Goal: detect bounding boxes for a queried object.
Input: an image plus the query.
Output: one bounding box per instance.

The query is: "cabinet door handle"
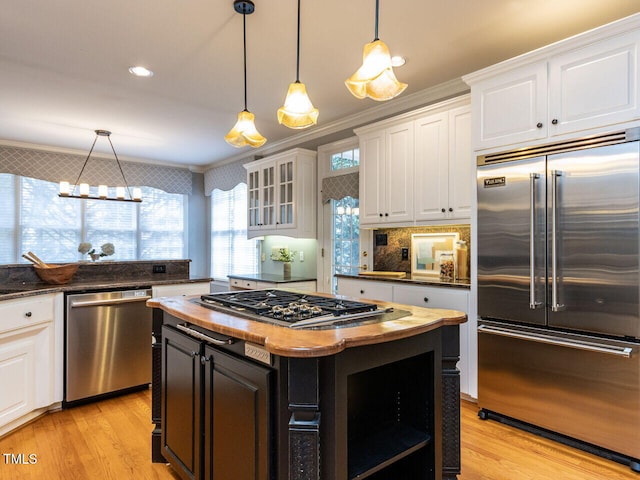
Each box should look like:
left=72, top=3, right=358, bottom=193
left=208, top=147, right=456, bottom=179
left=441, top=208, right=446, bottom=213
left=25, top=311, right=32, bottom=317
left=448, top=207, right=453, bottom=212
left=384, top=213, right=389, bottom=217
left=379, top=213, right=383, bottom=217
left=551, top=118, right=558, bottom=125
left=360, top=289, right=365, bottom=294
left=536, top=122, right=543, bottom=128
left=200, top=356, right=211, bottom=365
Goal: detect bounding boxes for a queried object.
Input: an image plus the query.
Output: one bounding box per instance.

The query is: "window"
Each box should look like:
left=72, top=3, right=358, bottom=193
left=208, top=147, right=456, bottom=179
left=0, top=174, right=186, bottom=264
left=318, top=139, right=361, bottom=294
left=330, top=147, right=360, bottom=171
left=332, top=196, right=360, bottom=292
left=210, top=183, right=258, bottom=280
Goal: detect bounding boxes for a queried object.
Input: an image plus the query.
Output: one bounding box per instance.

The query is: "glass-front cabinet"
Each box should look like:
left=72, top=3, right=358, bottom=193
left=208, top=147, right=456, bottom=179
left=244, top=148, right=317, bottom=239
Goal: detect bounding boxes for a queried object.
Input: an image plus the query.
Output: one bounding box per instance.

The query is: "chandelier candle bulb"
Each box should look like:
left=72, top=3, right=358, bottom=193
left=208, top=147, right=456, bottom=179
left=116, top=186, right=125, bottom=199
left=79, top=183, right=90, bottom=196
left=98, top=185, right=108, bottom=198
left=59, top=181, right=70, bottom=196
left=132, top=187, right=142, bottom=201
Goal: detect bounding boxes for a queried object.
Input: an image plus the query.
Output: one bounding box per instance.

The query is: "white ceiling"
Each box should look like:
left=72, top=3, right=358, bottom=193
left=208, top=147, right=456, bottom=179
left=1, top=1, right=638, bottom=170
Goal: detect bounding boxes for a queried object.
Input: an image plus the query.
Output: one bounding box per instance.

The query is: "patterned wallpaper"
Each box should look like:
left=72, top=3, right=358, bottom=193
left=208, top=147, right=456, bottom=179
left=0, top=145, right=193, bottom=195
left=373, top=224, right=471, bottom=274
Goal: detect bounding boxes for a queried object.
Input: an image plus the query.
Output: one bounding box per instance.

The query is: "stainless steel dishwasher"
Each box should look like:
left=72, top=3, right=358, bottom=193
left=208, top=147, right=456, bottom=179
left=65, top=288, right=152, bottom=405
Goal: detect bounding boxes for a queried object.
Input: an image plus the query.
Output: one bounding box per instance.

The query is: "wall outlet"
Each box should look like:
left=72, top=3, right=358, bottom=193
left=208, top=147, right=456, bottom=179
left=299, top=251, right=304, bottom=262
left=153, top=264, right=167, bottom=274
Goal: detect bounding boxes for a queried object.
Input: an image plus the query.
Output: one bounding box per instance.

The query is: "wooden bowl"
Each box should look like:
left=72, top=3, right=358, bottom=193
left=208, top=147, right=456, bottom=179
left=34, top=263, right=79, bottom=285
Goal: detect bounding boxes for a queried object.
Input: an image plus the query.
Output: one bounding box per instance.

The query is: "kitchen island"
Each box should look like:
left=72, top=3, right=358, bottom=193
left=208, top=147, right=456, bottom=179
left=148, top=292, right=466, bottom=480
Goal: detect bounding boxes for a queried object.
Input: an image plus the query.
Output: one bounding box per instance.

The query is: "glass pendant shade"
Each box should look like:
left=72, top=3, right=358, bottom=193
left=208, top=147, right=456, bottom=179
left=277, top=81, right=319, bottom=129
left=225, top=110, right=267, bottom=148
left=345, top=39, right=407, bottom=101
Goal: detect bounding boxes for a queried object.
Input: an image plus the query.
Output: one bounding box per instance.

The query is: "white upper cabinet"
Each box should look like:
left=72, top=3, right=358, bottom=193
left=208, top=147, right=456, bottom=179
left=357, top=95, right=471, bottom=227
left=414, top=104, right=472, bottom=221
left=465, top=17, right=640, bottom=151
left=469, top=63, right=548, bottom=149
left=548, top=30, right=640, bottom=136
left=244, top=148, right=317, bottom=239
left=358, top=121, right=414, bottom=226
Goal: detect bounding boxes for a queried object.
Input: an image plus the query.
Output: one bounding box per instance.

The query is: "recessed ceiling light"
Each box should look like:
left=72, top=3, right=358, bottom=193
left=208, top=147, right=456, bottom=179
left=391, top=56, right=406, bottom=67
left=129, top=66, right=154, bottom=77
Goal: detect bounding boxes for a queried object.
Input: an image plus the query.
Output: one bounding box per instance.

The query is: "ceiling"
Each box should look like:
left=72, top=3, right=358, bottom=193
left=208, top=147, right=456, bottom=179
left=1, top=1, right=638, bottom=170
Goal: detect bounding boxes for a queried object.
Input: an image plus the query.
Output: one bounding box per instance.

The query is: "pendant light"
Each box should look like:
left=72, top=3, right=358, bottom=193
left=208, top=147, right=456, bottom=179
left=225, top=0, right=267, bottom=148
left=58, top=130, right=142, bottom=202
left=345, top=0, right=407, bottom=101
left=277, top=0, right=319, bottom=129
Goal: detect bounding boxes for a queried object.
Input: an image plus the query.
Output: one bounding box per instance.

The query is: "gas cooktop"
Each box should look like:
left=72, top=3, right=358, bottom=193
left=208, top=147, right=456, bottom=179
left=196, top=289, right=405, bottom=329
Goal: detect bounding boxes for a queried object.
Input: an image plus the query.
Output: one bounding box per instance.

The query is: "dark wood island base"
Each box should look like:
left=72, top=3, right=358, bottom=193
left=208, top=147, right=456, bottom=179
left=148, top=294, right=465, bottom=480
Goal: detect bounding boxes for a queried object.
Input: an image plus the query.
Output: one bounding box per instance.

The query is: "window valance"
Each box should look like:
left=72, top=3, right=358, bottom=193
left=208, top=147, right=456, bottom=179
left=204, top=157, right=255, bottom=195
left=321, top=171, right=359, bottom=203
left=0, top=145, right=192, bottom=195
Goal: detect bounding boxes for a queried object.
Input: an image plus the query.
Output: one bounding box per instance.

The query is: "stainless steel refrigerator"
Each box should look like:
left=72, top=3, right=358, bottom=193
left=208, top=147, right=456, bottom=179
left=476, top=129, right=640, bottom=470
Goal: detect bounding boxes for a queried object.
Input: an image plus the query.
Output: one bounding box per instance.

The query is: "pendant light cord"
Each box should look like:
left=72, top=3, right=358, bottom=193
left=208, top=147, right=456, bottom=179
left=243, top=12, right=248, bottom=111
left=295, top=0, right=301, bottom=83
left=71, top=135, right=99, bottom=195
left=107, top=134, right=134, bottom=200
left=374, top=0, right=379, bottom=41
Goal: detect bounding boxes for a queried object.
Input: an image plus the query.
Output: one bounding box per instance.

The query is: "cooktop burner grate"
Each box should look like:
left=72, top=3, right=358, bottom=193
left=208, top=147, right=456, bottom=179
left=198, top=289, right=379, bottom=325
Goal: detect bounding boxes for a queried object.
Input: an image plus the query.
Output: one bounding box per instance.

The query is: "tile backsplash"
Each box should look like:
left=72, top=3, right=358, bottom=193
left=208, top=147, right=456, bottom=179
left=373, top=224, right=470, bottom=274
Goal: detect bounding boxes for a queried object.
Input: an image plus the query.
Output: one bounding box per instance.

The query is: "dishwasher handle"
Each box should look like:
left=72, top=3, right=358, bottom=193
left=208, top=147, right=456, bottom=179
left=176, top=323, right=235, bottom=345
left=70, top=295, right=152, bottom=308
left=478, top=324, right=634, bottom=358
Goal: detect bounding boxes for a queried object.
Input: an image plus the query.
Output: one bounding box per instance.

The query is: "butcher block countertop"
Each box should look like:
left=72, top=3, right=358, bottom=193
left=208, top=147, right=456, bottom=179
left=147, top=293, right=467, bottom=358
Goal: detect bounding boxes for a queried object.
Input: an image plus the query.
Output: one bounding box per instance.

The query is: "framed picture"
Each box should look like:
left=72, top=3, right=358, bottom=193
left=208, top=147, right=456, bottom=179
left=411, top=233, right=460, bottom=276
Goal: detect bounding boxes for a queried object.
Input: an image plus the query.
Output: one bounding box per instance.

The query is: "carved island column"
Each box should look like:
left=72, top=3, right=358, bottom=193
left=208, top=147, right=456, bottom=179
left=287, top=357, right=321, bottom=480
left=441, top=325, right=461, bottom=480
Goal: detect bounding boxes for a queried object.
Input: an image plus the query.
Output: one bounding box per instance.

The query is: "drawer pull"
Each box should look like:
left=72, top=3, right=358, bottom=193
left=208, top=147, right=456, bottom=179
left=423, top=297, right=429, bottom=303
left=25, top=311, right=32, bottom=317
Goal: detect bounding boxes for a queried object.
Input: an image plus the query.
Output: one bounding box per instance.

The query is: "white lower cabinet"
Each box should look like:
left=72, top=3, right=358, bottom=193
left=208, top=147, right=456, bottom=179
left=0, top=293, right=62, bottom=435
left=151, top=282, right=211, bottom=297
left=335, top=277, right=394, bottom=302
left=229, top=278, right=317, bottom=292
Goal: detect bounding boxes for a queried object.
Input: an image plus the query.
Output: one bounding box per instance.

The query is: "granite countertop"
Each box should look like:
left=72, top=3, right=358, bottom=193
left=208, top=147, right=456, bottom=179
left=228, top=272, right=317, bottom=283
left=336, top=273, right=471, bottom=289
left=0, top=276, right=212, bottom=301
left=148, top=294, right=467, bottom=358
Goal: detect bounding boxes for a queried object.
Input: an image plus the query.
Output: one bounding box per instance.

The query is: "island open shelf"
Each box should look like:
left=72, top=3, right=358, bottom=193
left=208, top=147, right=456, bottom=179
left=347, top=351, right=435, bottom=480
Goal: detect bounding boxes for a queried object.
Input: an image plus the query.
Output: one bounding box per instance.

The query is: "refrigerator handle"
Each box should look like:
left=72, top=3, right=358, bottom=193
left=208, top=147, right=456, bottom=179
left=478, top=324, right=634, bottom=358
left=529, top=173, right=543, bottom=309
left=551, top=170, right=565, bottom=312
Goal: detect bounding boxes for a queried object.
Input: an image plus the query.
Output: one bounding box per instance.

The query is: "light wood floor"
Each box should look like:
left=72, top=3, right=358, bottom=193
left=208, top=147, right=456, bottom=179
left=0, top=390, right=634, bottom=479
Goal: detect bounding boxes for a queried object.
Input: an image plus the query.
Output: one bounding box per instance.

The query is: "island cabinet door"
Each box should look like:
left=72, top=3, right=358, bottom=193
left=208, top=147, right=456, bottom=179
left=161, top=325, right=203, bottom=480
left=203, top=346, right=273, bottom=480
